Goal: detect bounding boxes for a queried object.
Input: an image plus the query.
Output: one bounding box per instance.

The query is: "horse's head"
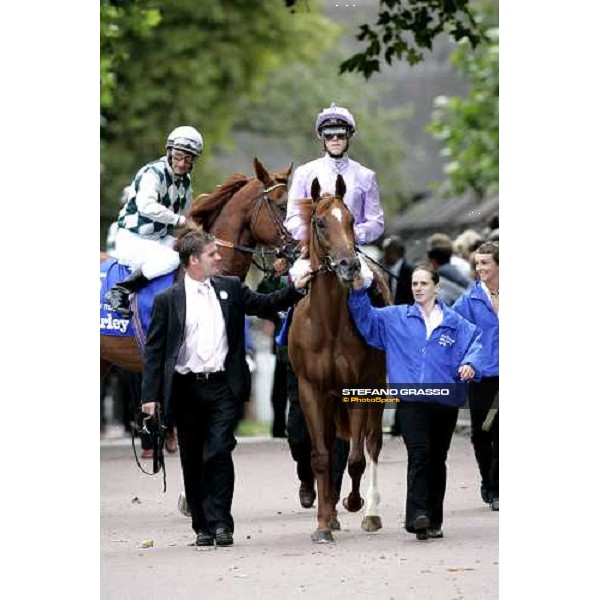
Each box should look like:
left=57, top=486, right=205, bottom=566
left=243, top=158, right=299, bottom=264
left=310, top=175, right=360, bottom=285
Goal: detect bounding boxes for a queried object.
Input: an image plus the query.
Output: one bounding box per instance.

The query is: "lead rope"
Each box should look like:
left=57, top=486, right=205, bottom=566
left=131, top=413, right=167, bottom=492
left=354, top=246, right=401, bottom=281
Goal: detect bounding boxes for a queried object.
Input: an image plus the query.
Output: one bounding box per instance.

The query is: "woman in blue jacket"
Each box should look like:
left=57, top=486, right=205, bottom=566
left=349, top=265, right=482, bottom=540
left=453, top=242, right=499, bottom=511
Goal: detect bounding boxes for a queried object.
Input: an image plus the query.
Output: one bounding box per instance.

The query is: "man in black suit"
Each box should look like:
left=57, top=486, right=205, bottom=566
left=382, top=235, right=414, bottom=306
left=141, top=230, right=311, bottom=547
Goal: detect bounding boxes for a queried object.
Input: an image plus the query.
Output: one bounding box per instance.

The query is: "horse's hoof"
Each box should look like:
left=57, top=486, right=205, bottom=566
left=329, top=516, right=341, bottom=531
left=311, top=529, right=334, bottom=544
left=342, top=495, right=365, bottom=513
left=361, top=515, right=382, bottom=532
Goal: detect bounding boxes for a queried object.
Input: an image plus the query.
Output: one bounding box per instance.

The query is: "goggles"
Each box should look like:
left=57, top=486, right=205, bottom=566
left=322, top=127, right=349, bottom=141
left=170, top=150, right=197, bottom=165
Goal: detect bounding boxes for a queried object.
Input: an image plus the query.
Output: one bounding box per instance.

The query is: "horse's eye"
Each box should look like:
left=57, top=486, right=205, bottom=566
left=316, top=218, right=326, bottom=229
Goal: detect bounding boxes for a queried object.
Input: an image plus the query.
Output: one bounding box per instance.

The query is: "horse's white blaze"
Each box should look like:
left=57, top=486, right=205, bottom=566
left=364, top=458, right=380, bottom=517
left=331, top=207, right=343, bottom=223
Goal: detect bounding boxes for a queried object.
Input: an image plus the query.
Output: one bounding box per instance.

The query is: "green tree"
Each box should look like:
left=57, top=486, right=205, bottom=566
left=100, top=0, right=331, bottom=242
left=231, top=41, right=412, bottom=215
left=427, top=26, right=498, bottom=199
left=285, top=0, right=486, bottom=78
left=100, top=0, right=161, bottom=111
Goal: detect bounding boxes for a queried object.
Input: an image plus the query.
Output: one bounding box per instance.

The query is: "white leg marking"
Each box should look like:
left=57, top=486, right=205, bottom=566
left=364, top=458, right=380, bottom=517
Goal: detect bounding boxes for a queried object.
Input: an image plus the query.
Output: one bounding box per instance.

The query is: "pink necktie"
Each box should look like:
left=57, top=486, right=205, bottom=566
left=196, top=282, right=215, bottom=361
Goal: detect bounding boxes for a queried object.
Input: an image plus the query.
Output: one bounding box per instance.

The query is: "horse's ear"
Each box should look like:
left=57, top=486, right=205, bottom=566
left=310, top=178, right=321, bottom=202
left=253, top=157, right=270, bottom=185
left=283, top=162, right=293, bottom=180
left=335, top=174, right=346, bottom=200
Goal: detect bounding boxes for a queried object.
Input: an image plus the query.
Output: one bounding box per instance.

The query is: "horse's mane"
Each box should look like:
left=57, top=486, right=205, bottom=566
left=189, top=173, right=251, bottom=229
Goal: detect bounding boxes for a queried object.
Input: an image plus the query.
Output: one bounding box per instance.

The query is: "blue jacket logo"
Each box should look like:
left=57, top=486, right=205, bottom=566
left=438, top=334, right=455, bottom=347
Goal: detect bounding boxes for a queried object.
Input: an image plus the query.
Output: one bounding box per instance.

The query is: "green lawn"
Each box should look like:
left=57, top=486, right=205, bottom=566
left=236, top=420, right=272, bottom=437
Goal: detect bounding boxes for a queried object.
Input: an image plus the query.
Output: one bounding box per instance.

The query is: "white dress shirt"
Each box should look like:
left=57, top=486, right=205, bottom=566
left=418, top=303, right=443, bottom=340
left=481, top=282, right=499, bottom=317
left=175, top=274, right=228, bottom=373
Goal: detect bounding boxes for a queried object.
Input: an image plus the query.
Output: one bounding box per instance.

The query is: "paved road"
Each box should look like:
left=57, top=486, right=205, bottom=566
left=101, top=433, right=498, bottom=599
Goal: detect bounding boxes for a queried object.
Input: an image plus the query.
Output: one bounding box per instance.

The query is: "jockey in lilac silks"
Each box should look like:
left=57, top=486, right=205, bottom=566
left=284, top=104, right=385, bottom=286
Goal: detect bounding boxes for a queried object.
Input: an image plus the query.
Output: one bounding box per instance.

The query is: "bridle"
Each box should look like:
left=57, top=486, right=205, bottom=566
left=215, top=180, right=301, bottom=272
left=309, top=197, right=356, bottom=276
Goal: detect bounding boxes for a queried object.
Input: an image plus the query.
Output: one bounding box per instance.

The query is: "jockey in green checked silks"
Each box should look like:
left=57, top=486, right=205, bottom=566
left=104, top=126, right=203, bottom=316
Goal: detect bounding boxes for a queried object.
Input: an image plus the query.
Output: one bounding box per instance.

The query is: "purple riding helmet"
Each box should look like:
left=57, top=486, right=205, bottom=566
left=315, top=103, right=357, bottom=139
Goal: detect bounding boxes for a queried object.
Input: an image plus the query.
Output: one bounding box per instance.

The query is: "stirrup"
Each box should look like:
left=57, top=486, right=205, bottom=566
left=104, top=286, right=133, bottom=317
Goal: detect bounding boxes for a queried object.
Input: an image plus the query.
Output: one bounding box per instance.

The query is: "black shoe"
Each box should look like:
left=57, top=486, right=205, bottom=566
left=299, top=481, right=316, bottom=508
left=104, top=285, right=133, bottom=317
left=490, top=497, right=499, bottom=511
left=427, top=528, right=444, bottom=539
left=195, top=530, right=215, bottom=547
left=413, top=514, right=430, bottom=540
left=215, top=527, right=234, bottom=546
left=104, top=268, right=149, bottom=314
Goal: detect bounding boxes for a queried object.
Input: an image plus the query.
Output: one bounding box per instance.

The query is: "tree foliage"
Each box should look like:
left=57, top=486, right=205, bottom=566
left=285, top=0, right=485, bottom=78
left=100, top=0, right=331, bottom=237
left=427, top=26, right=498, bottom=199
left=100, top=0, right=161, bottom=111
left=232, top=41, right=412, bottom=216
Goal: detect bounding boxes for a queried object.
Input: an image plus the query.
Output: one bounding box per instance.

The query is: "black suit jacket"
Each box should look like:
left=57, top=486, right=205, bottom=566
left=141, top=275, right=304, bottom=416
left=393, top=260, right=414, bottom=306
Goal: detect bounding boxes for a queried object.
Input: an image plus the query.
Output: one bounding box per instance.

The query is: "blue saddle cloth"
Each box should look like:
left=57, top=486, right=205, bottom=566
left=100, top=258, right=176, bottom=346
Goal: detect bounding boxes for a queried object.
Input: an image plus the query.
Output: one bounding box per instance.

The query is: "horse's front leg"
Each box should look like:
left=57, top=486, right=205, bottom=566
left=343, top=408, right=366, bottom=513
left=300, top=381, right=336, bottom=543
left=362, top=406, right=384, bottom=532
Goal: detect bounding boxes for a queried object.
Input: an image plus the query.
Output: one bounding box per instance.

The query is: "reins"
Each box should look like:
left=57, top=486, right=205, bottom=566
left=215, top=181, right=300, bottom=273
left=308, top=201, right=401, bottom=287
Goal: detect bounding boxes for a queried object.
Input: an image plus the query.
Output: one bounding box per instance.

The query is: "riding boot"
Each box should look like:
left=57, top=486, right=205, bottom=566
left=104, top=269, right=149, bottom=317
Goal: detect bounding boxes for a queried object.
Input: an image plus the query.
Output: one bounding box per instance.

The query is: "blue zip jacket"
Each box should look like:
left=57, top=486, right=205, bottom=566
left=453, top=282, right=499, bottom=377
left=348, top=290, right=483, bottom=406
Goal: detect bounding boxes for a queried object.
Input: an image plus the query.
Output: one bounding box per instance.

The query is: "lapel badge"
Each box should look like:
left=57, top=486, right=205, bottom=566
left=219, top=290, right=228, bottom=300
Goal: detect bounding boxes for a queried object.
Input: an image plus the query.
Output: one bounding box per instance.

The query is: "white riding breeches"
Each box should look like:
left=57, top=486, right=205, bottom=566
left=115, top=228, right=180, bottom=280
left=289, top=255, right=374, bottom=288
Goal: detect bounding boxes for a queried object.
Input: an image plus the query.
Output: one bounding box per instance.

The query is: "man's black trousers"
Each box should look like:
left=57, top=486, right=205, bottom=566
left=172, top=373, right=238, bottom=535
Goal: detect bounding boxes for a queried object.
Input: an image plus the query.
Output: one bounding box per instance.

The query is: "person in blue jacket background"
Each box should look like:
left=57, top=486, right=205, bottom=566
left=453, top=241, right=499, bottom=512
left=349, top=265, right=482, bottom=541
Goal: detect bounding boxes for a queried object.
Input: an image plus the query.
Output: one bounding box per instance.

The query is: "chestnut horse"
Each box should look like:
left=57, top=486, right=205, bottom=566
left=287, top=175, right=389, bottom=543
left=100, top=158, right=295, bottom=377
